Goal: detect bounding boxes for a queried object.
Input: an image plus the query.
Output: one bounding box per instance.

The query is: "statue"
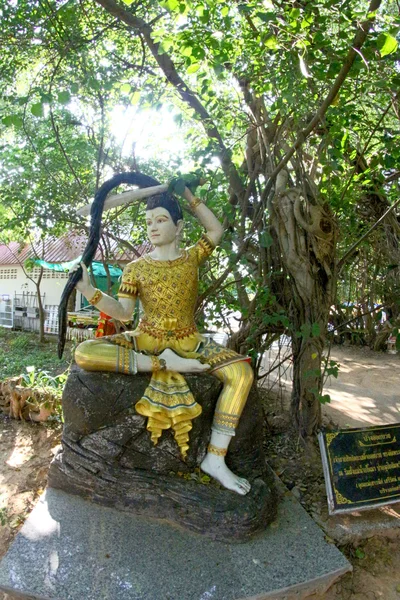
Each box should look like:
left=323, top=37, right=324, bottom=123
left=71, top=185, right=254, bottom=496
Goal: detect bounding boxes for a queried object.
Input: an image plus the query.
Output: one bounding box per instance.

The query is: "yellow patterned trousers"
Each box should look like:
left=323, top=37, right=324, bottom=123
left=75, top=334, right=253, bottom=456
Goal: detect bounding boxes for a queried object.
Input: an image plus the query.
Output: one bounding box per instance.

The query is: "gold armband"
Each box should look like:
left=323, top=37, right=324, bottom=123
left=207, top=444, right=227, bottom=457
left=151, top=356, right=167, bottom=372
left=189, top=196, right=203, bottom=211
left=88, top=288, right=102, bottom=306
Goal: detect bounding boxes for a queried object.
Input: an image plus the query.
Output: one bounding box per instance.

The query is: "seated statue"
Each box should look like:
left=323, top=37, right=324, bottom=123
left=72, top=187, right=254, bottom=495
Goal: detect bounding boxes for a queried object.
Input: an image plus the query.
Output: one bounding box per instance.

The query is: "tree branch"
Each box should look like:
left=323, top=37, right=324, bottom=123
left=338, top=190, right=400, bottom=272
left=253, top=0, right=382, bottom=226
left=93, top=0, right=245, bottom=201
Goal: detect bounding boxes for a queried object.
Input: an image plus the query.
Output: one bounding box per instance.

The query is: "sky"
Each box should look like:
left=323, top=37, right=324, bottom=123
left=109, top=104, right=194, bottom=170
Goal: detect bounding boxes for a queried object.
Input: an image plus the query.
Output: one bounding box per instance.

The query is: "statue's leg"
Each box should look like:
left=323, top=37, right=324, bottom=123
left=75, top=338, right=138, bottom=375
left=75, top=338, right=199, bottom=452
left=200, top=360, right=254, bottom=496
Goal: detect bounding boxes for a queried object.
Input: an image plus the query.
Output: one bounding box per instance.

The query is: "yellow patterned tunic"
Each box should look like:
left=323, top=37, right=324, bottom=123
left=112, top=235, right=247, bottom=456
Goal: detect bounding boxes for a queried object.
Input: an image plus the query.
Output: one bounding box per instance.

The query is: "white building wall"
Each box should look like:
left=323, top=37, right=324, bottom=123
left=0, top=265, right=70, bottom=306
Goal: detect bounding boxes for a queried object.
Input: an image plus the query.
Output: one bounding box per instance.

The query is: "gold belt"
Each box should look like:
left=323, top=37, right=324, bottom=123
left=139, top=319, right=197, bottom=340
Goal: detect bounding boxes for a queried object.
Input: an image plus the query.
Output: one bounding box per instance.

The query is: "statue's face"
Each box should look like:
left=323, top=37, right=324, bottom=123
left=146, top=207, right=182, bottom=246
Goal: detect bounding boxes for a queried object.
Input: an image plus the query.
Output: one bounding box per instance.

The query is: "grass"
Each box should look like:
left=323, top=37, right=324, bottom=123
left=0, top=328, right=73, bottom=381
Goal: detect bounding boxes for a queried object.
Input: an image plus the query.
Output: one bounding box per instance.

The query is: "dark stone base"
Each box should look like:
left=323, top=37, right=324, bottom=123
left=48, top=367, right=277, bottom=542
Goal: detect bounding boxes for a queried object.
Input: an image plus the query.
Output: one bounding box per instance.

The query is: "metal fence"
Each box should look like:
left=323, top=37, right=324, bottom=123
left=12, top=292, right=45, bottom=333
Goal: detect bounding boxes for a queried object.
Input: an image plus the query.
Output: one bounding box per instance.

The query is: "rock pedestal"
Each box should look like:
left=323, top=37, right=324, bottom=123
left=49, top=366, right=277, bottom=542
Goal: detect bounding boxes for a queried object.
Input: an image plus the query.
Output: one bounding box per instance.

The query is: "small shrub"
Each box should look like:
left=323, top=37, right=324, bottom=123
left=1, top=365, right=68, bottom=422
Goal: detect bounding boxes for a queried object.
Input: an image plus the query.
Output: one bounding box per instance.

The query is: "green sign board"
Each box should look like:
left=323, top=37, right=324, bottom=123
left=319, top=424, right=400, bottom=515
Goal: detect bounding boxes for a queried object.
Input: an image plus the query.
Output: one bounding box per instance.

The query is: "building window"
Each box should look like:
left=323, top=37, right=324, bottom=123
left=0, top=268, right=17, bottom=279
left=31, top=268, right=69, bottom=280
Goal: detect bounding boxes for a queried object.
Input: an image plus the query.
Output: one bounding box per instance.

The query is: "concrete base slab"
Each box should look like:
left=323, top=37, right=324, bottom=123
left=0, top=487, right=351, bottom=600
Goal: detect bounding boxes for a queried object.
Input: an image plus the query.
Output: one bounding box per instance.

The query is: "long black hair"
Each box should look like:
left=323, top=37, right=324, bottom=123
left=58, top=171, right=165, bottom=358
left=146, top=192, right=183, bottom=224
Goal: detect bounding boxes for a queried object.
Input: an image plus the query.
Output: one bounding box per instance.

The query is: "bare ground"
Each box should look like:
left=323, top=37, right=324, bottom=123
left=1, top=345, right=400, bottom=599
left=0, top=416, right=61, bottom=560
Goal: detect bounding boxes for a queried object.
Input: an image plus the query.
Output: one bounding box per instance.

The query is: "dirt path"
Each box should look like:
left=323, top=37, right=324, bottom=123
left=0, top=416, right=61, bottom=561
left=324, top=345, right=400, bottom=428
left=261, top=343, right=400, bottom=429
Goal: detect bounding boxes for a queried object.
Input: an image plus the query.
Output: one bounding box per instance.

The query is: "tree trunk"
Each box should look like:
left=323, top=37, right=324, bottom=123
left=271, top=173, right=337, bottom=437
left=290, top=295, right=327, bottom=436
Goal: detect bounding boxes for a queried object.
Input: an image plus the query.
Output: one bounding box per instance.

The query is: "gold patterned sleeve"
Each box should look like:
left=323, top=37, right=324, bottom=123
left=118, top=263, right=138, bottom=300
left=194, top=234, right=216, bottom=266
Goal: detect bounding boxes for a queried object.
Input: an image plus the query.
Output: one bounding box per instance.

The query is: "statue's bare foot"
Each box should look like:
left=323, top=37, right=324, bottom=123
left=200, top=454, right=251, bottom=496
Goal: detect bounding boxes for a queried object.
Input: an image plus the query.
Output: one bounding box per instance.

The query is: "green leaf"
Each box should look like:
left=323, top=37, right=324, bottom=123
left=173, top=178, right=186, bottom=195
left=259, top=230, right=273, bottom=248
left=58, top=91, right=71, bottom=105
left=297, top=323, right=311, bottom=340
left=181, top=46, right=193, bottom=57
left=31, top=102, right=44, bottom=117
left=311, top=322, right=321, bottom=337
left=200, top=9, right=210, bottom=23
left=173, top=113, right=183, bottom=126
left=121, top=0, right=134, bottom=5
left=131, top=91, right=141, bottom=105
left=377, top=33, right=398, bottom=57
left=2, top=115, right=23, bottom=127
left=221, top=6, right=229, bottom=17
left=120, top=83, right=131, bottom=93
left=256, top=11, right=276, bottom=22
left=12, top=115, right=23, bottom=128
left=40, top=93, right=53, bottom=104
left=167, top=0, right=179, bottom=10
left=264, top=36, right=278, bottom=50
left=301, top=15, right=313, bottom=29
left=318, top=394, right=331, bottom=405
left=355, top=547, right=365, bottom=560
left=187, top=63, right=201, bottom=74
left=2, top=115, right=15, bottom=126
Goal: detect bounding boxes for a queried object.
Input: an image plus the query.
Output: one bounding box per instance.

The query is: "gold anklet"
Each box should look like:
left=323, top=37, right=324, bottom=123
left=207, top=444, right=227, bottom=457
left=151, top=356, right=167, bottom=372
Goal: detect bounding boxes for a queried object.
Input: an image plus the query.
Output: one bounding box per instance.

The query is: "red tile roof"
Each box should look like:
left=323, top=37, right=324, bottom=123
left=0, top=232, right=151, bottom=265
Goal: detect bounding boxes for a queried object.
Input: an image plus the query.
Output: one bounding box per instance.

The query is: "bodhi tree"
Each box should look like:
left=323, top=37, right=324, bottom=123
left=84, top=0, right=399, bottom=436
left=1, top=0, right=399, bottom=438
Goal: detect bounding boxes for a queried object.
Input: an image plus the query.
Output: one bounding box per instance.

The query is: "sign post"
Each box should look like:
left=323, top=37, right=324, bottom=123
left=319, top=424, right=400, bottom=515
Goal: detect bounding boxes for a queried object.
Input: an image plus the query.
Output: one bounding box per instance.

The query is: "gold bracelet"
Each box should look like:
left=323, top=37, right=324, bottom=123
left=88, top=288, right=102, bottom=306
left=207, top=444, right=227, bottom=457
left=189, top=196, right=203, bottom=211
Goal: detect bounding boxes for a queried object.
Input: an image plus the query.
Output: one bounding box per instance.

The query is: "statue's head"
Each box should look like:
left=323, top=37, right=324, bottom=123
left=146, top=192, right=183, bottom=224
left=145, top=192, right=183, bottom=246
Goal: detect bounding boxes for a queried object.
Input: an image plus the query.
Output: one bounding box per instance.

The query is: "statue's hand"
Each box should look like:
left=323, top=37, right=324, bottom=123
left=69, top=262, right=95, bottom=298
left=159, top=348, right=210, bottom=373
